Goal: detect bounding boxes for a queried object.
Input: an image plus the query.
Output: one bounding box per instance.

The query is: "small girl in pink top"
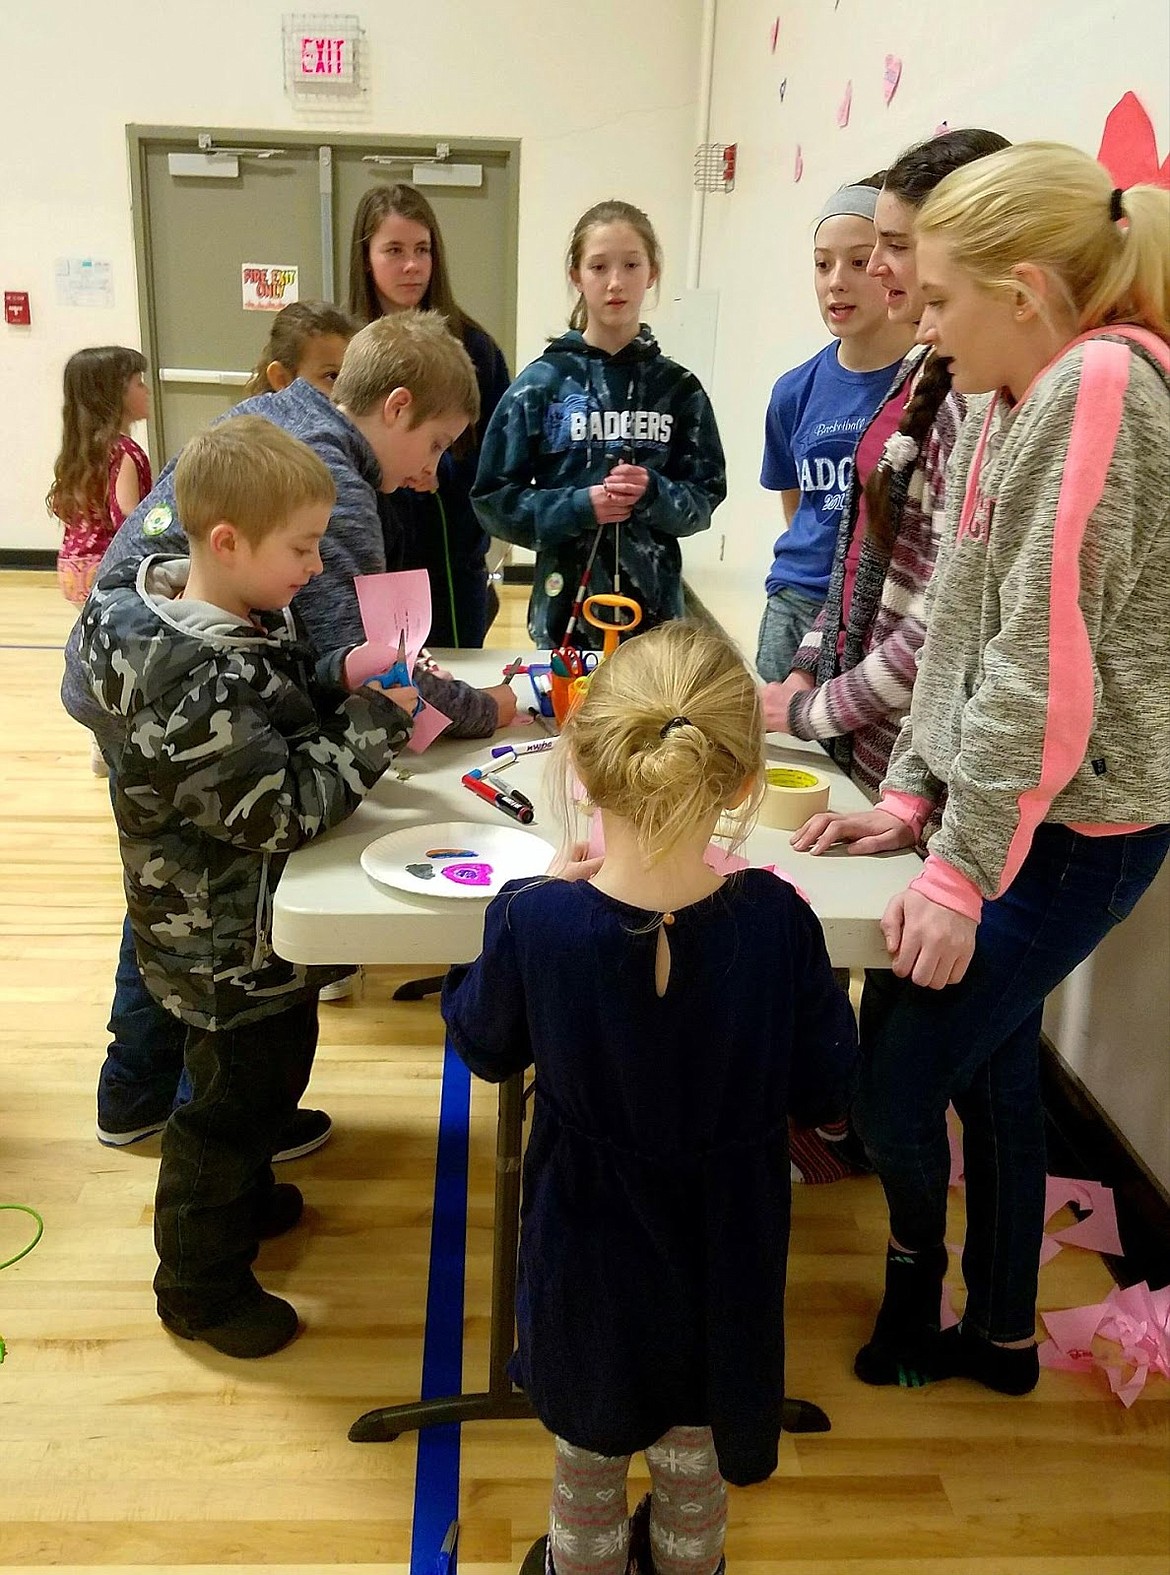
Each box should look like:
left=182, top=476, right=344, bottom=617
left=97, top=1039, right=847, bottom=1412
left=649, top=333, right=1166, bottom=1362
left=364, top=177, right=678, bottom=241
left=48, top=346, right=152, bottom=608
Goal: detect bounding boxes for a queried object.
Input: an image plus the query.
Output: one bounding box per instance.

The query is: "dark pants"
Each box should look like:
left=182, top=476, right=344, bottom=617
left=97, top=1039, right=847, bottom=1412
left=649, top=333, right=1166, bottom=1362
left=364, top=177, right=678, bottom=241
left=98, top=913, right=190, bottom=1131
left=153, top=996, right=319, bottom=1326
left=853, top=822, right=1169, bottom=1343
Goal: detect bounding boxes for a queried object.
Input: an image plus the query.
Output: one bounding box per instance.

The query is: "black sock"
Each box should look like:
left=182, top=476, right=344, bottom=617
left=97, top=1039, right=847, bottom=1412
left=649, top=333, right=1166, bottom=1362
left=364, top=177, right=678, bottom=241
left=854, top=1242, right=948, bottom=1387
left=935, top=1323, right=1040, bottom=1396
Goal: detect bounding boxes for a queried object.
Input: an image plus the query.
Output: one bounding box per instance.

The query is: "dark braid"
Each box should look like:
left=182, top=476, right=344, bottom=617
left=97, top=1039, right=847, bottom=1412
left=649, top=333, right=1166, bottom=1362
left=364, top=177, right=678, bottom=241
left=864, top=351, right=954, bottom=555
left=864, top=128, right=1010, bottom=555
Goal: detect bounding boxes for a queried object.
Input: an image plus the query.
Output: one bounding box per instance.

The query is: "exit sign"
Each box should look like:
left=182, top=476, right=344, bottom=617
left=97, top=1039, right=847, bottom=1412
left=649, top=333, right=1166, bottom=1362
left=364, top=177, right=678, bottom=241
left=297, top=35, right=352, bottom=81
left=284, top=15, right=364, bottom=100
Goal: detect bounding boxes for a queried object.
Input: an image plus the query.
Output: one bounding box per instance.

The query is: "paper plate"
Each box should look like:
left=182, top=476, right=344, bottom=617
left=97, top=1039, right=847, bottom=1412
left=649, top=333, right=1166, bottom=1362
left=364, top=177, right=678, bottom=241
left=360, top=820, right=556, bottom=900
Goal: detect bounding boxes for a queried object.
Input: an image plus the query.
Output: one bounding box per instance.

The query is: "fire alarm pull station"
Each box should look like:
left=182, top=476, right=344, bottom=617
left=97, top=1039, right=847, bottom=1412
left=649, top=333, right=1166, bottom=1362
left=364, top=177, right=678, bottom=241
left=4, top=292, right=31, bottom=326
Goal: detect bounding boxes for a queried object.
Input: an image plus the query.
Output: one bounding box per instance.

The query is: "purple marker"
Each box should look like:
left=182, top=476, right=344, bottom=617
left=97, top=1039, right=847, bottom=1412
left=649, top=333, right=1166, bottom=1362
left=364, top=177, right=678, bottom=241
left=491, top=738, right=556, bottom=759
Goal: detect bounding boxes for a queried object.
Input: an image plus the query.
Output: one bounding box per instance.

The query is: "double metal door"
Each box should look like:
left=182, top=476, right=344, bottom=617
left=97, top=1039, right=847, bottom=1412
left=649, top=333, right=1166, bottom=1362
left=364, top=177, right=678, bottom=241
left=130, top=127, right=518, bottom=463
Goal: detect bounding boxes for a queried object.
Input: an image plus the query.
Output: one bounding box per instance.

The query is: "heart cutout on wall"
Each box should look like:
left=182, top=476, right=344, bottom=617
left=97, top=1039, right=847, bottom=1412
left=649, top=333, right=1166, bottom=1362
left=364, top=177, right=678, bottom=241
left=883, top=54, right=902, bottom=106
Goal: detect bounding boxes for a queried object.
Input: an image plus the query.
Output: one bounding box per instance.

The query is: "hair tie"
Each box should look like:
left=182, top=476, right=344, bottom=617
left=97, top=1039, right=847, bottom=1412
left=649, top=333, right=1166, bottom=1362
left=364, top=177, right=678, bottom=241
left=879, top=432, right=920, bottom=474
left=660, top=715, right=691, bottom=738
left=1110, top=187, right=1126, bottom=223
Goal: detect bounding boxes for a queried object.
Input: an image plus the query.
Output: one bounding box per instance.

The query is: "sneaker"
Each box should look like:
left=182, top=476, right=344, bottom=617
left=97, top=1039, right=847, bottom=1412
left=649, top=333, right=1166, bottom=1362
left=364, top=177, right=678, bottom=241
left=518, top=1535, right=553, bottom=1575
left=272, top=1108, right=332, bottom=1163
left=319, top=966, right=363, bottom=1004
left=257, top=1182, right=304, bottom=1239
left=96, top=1116, right=167, bottom=1147
left=160, top=1284, right=300, bottom=1358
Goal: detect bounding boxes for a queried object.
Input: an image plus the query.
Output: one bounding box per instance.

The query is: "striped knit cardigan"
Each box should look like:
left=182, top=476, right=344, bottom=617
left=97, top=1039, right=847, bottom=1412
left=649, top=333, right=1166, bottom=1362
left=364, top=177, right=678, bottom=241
left=787, top=348, right=966, bottom=797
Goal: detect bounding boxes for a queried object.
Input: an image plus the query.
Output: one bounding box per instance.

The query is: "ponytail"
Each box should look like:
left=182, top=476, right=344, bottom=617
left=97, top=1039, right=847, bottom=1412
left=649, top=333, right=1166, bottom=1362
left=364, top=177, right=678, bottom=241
left=864, top=352, right=954, bottom=555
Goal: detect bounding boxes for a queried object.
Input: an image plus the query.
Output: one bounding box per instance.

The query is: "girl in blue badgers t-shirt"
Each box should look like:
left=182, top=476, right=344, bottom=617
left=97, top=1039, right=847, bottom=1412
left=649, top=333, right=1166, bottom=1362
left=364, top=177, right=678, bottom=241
left=757, top=177, right=915, bottom=681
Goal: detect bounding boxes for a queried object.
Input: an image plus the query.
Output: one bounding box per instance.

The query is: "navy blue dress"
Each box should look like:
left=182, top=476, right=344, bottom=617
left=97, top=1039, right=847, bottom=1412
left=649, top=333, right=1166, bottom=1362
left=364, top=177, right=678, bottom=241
left=441, top=869, right=858, bottom=1487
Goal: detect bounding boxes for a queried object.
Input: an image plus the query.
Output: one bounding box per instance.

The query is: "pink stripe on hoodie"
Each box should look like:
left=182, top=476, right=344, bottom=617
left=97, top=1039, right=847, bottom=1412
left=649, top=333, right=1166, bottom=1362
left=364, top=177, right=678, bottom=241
left=914, top=341, right=1132, bottom=921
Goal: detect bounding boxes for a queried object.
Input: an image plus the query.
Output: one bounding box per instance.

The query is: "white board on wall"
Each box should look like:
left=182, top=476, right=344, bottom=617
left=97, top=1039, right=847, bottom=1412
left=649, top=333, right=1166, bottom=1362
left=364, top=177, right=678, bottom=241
left=649, top=289, right=721, bottom=393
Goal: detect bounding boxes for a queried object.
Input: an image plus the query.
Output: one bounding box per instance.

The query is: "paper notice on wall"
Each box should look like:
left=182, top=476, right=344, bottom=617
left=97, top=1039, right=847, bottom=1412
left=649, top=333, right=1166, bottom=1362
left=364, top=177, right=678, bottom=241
left=241, top=264, right=299, bottom=312
left=55, top=257, right=114, bottom=309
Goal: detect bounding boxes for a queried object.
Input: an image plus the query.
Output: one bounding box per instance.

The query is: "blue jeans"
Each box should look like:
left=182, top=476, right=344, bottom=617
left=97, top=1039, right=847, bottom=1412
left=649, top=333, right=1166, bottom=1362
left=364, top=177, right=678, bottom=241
left=853, top=822, right=1170, bottom=1343
left=756, top=586, right=824, bottom=682
left=98, top=912, right=190, bottom=1131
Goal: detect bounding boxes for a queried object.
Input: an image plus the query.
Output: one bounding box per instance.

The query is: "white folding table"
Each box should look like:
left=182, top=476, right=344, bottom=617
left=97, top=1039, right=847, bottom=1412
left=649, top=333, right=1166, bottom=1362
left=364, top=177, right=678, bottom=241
left=271, top=648, right=922, bottom=1443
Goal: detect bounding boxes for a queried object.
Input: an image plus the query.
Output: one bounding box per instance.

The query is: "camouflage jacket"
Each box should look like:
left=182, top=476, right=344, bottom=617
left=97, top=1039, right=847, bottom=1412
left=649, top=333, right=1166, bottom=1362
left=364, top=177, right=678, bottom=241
left=79, top=556, right=413, bottom=1031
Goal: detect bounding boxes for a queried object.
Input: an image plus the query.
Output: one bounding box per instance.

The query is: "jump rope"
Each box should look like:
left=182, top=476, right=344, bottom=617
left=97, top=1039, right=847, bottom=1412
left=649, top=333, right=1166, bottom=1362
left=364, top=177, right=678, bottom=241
left=0, top=1203, right=45, bottom=1363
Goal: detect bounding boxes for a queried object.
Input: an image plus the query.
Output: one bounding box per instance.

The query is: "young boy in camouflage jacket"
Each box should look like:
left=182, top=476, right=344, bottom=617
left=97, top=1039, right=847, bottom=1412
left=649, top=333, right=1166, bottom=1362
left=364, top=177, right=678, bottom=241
left=79, top=418, right=419, bottom=1358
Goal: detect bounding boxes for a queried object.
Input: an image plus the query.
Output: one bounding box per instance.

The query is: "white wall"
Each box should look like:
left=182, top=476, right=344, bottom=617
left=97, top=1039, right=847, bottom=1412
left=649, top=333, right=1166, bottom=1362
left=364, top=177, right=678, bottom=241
left=691, top=0, right=1169, bottom=1185
left=0, top=0, right=702, bottom=552
left=687, top=0, right=1170, bottom=641
left=1044, top=861, right=1170, bottom=1192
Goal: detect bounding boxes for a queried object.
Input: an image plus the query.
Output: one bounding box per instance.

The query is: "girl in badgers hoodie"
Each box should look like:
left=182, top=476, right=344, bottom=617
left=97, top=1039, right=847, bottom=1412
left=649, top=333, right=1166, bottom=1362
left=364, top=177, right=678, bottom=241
left=473, top=200, right=726, bottom=649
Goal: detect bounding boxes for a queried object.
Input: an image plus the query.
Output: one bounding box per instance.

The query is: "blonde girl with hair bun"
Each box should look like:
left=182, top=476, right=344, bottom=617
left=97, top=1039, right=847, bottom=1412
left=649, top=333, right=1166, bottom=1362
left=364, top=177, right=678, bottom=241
left=795, top=142, right=1169, bottom=1401
left=442, top=620, right=857, bottom=1574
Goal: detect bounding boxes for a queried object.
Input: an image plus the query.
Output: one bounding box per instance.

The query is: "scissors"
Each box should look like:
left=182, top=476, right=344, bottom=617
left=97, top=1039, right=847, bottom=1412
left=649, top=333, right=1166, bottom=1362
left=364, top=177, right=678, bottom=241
left=583, top=593, right=642, bottom=661
left=550, top=646, right=599, bottom=680
left=369, top=631, right=413, bottom=691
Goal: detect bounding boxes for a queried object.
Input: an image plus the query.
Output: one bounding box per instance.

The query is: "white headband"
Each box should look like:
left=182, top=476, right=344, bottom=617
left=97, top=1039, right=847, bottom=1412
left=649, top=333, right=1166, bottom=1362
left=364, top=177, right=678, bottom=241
left=814, top=184, right=880, bottom=238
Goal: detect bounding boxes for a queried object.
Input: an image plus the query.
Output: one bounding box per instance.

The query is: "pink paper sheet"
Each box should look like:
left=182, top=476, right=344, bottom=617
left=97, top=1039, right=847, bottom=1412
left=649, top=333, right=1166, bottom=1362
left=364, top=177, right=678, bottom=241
left=355, top=569, right=432, bottom=668
left=1044, top=1175, right=1124, bottom=1257
left=1040, top=1281, right=1170, bottom=1407
left=352, top=569, right=452, bottom=753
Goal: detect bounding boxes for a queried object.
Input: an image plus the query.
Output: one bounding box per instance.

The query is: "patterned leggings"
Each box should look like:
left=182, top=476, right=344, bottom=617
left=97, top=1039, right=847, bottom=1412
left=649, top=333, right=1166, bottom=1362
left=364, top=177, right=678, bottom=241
left=550, top=1427, right=727, bottom=1575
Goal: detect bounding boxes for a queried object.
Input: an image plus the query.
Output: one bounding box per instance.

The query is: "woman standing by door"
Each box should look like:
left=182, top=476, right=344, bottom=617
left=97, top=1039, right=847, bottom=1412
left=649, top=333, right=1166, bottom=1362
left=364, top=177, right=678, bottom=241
left=348, top=183, right=511, bottom=646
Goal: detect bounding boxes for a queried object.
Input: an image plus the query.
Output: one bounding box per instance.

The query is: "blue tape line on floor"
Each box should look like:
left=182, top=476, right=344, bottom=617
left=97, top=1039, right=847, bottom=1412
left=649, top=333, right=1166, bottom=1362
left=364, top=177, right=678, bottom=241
left=410, top=1041, right=472, bottom=1574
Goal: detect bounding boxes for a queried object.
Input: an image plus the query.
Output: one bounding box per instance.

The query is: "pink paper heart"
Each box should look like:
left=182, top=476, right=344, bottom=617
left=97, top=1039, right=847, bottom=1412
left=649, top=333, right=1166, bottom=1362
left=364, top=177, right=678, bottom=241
left=882, top=54, right=902, bottom=106
left=440, top=861, right=493, bottom=888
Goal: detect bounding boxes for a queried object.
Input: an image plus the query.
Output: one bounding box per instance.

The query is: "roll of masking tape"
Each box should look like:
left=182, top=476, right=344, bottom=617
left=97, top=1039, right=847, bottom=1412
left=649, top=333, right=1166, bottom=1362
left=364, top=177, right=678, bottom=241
left=758, top=766, right=830, bottom=830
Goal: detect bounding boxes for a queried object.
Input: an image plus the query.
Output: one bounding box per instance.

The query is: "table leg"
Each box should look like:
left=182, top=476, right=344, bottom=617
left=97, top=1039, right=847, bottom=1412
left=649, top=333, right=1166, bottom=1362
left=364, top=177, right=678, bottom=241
left=349, top=1073, right=533, bottom=1442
